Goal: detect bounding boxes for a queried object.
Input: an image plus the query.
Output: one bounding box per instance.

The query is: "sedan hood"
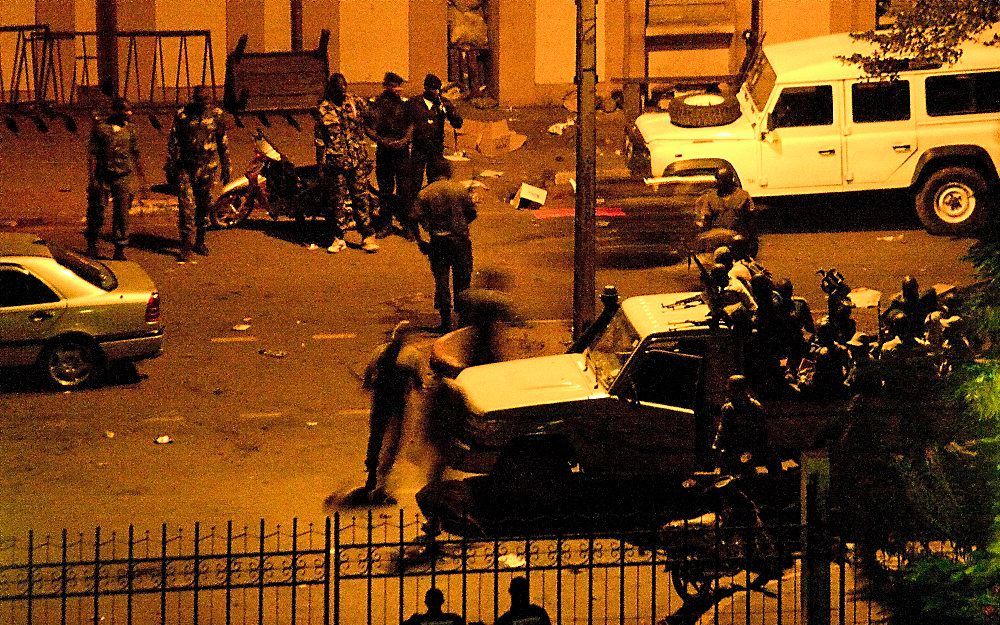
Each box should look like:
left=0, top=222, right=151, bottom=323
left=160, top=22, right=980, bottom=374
left=635, top=111, right=756, bottom=144
left=454, top=354, right=602, bottom=415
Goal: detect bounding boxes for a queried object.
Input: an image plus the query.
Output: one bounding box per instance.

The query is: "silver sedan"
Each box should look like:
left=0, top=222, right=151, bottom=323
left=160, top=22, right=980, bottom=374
left=0, top=233, right=164, bottom=388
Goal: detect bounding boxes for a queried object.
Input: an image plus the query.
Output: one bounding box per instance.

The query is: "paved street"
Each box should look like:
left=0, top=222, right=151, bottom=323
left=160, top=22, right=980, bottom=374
left=0, top=108, right=978, bottom=538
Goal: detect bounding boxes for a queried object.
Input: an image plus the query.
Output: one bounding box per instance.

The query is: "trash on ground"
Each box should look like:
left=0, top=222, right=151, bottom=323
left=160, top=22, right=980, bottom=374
left=547, top=117, right=575, bottom=136
left=462, top=179, right=489, bottom=190
left=847, top=287, right=883, bottom=309
left=307, top=243, right=319, bottom=250
left=232, top=323, right=251, bottom=331
left=104, top=431, right=115, bottom=439
left=457, top=119, right=526, bottom=157
left=470, top=96, right=498, bottom=109
left=442, top=85, right=464, bottom=101
left=478, top=169, right=504, bottom=178
left=306, top=421, right=319, bottom=427
left=510, top=183, right=548, bottom=209
left=876, top=234, right=905, bottom=242
left=562, top=90, right=578, bottom=113
left=154, top=435, right=173, bottom=445
left=259, top=349, right=288, bottom=358
left=444, top=150, right=471, bottom=162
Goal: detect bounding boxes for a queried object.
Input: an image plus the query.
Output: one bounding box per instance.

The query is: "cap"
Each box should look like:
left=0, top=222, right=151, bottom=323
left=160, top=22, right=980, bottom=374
left=509, top=577, right=528, bottom=594
left=383, top=71, right=405, bottom=87
left=424, top=73, right=443, bottom=90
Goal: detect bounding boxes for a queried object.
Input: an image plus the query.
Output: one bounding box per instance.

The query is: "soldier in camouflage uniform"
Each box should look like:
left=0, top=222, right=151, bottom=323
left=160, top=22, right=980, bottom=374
left=87, top=98, right=144, bottom=261
left=167, top=86, right=230, bottom=262
left=314, top=73, right=379, bottom=254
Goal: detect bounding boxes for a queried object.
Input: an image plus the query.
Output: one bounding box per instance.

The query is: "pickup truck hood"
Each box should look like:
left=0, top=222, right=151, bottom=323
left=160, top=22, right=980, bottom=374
left=635, top=112, right=756, bottom=144
left=454, top=354, right=601, bottom=415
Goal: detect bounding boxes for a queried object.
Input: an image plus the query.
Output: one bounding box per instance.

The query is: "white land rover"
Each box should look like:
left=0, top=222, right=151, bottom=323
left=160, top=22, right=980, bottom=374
left=626, top=32, right=1000, bottom=235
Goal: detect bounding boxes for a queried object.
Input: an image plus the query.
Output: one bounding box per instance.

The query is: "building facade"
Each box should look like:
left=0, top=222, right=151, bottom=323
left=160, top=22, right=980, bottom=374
left=0, top=0, right=876, bottom=107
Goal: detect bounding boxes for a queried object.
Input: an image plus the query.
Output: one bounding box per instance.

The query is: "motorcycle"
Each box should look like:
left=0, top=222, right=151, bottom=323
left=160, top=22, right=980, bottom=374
left=210, top=130, right=326, bottom=229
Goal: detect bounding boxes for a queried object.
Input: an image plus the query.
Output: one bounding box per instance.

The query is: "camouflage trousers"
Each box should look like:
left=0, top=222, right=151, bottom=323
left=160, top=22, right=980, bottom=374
left=87, top=175, right=134, bottom=247
left=176, top=169, right=214, bottom=250
left=322, top=161, right=374, bottom=241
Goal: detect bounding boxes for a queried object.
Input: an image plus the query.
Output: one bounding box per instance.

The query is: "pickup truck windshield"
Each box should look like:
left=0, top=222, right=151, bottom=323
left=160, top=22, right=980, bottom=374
left=588, top=311, right=641, bottom=389
left=746, top=53, right=776, bottom=112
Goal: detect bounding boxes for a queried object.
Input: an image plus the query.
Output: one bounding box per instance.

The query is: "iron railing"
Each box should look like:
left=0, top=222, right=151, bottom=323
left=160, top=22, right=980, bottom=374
left=0, top=510, right=892, bottom=625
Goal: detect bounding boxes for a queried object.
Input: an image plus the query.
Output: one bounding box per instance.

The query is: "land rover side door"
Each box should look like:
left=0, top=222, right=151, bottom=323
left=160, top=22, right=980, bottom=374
left=600, top=337, right=706, bottom=475
left=759, top=83, right=844, bottom=190
left=844, top=78, right=917, bottom=186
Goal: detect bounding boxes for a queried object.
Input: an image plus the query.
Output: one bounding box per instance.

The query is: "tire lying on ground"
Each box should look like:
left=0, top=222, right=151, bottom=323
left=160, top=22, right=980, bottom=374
left=669, top=92, right=742, bottom=128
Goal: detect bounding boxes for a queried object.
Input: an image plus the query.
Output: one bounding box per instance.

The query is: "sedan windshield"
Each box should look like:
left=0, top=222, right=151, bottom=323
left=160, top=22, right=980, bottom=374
left=587, top=311, right=641, bottom=389
left=49, top=244, right=117, bottom=291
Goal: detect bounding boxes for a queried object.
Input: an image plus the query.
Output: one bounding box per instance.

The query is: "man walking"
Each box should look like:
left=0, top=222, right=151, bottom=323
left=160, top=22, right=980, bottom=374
left=402, top=74, right=463, bottom=240
left=315, top=73, right=379, bottom=254
left=166, top=86, right=230, bottom=263
left=366, top=72, right=412, bottom=239
left=416, top=160, right=476, bottom=332
left=86, top=97, right=143, bottom=260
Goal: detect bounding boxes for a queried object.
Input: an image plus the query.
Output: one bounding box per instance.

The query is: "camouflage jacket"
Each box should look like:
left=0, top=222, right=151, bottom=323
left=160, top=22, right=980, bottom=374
left=89, top=117, right=139, bottom=180
left=314, top=95, right=373, bottom=169
left=167, top=105, right=230, bottom=179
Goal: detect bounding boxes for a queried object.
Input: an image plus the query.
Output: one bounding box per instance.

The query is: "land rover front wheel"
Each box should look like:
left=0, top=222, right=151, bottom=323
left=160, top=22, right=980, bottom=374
left=915, top=167, right=988, bottom=235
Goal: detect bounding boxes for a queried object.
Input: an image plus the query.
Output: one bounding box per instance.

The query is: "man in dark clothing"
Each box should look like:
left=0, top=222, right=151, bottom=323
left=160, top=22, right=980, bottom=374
left=416, top=159, right=477, bottom=332
left=695, top=167, right=756, bottom=252
left=883, top=276, right=937, bottom=340
left=402, top=587, right=464, bottom=625
left=713, top=374, right=773, bottom=474
left=367, top=72, right=412, bottom=239
left=496, top=578, right=551, bottom=625
left=167, top=86, right=230, bottom=262
left=402, top=74, right=463, bottom=240
left=87, top=97, right=144, bottom=261
left=362, top=321, right=423, bottom=505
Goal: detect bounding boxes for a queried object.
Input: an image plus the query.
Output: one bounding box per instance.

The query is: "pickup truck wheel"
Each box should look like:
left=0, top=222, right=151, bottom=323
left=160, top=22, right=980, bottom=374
left=211, top=188, right=255, bottom=229
left=40, top=337, right=103, bottom=389
left=915, top=167, right=988, bottom=235
left=669, top=93, right=741, bottom=128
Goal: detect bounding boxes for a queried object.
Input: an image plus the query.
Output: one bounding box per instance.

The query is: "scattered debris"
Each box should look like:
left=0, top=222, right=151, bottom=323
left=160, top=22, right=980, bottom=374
left=478, top=169, right=504, bottom=178
left=104, top=431, right=115, bottom=439
left=876, top=234, right=905, bottom=243
left=259, top=349, right=288, bottom=358
left=306, top=421, right=319, bottom=427
left=462, top=180, right=490, bottom=190
left=847, top=287, right=883, bottom=309
left=547, top=118, right=575, bottom=136
left=154, top=435, right=173, bottom=445
left=232, top=323, right=251, bottom=331
left=444, top=150, right=471, bottom=162
left=212, top=388, right=224, bottom=395
left=511, top=183, right=548, bottom=209
left=470, top=96, right=498, bottom=110
left=458, top=119, right=525, bottom=157
left=307, top=243, right=319, bottom=250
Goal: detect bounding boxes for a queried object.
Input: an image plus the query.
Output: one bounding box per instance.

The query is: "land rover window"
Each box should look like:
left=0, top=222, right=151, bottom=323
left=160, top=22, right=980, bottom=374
left=629, top=350, right=702, bottom=411
left=746, top=54, right=777, bottom=112
left=771, top=85, right=834, bottom=128
left=852, top=80, right=910, bottom=122
left=0, top=268, right=60, bottom=307
left=926, top=72, right=1000, bottom=116
left=588, top=311, right=641, bottom=389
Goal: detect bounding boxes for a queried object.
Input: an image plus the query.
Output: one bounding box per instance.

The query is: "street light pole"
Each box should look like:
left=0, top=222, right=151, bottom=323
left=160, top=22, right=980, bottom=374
left=573, top=0, right=598, bottom=339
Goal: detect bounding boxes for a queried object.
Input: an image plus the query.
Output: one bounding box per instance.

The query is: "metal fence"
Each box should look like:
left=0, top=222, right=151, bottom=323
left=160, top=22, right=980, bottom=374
left=0, top=510, right=889, bottom=625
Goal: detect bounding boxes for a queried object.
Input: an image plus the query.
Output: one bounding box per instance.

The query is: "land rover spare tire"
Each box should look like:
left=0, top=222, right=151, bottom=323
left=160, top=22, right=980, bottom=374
left=669, top=92, right=741, bottom=128
left=915, top=166, right=988, bottom=235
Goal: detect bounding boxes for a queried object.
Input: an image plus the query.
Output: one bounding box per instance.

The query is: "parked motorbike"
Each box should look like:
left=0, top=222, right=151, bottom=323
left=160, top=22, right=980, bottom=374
left=210, top=130, right=325, bottom=229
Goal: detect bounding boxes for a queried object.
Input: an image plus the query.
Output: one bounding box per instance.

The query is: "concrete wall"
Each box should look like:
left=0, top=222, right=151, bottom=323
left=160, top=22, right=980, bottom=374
left=339, top=0, right=408, bottom=83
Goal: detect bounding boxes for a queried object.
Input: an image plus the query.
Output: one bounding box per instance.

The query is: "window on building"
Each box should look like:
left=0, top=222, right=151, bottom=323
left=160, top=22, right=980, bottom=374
left=770, top=85, right=834, bottom=128
left=852, top=80, right=911, bottom=122
left=0, top=269, right=60, bottom=308
left=926, top=72, right=1000, bottom=116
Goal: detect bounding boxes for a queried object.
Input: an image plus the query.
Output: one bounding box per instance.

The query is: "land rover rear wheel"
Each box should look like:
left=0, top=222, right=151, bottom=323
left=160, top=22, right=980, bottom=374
left=915, top=166, right=988, bottom=235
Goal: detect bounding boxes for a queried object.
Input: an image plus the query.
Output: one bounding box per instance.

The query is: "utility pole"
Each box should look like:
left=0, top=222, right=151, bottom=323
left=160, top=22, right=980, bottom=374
left=573, top=0, right=598, bottom=339
left=290, top=0, right=304, bottom=51
left=95, top=0, right=119, bottom=96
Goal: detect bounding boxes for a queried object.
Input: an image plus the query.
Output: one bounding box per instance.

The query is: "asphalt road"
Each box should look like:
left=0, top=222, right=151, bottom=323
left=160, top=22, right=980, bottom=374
left=0, top=109, right=979, bottom=538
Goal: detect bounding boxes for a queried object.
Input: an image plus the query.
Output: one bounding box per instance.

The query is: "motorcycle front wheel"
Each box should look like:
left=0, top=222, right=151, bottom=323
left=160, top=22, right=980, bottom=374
left=211, top=188, right=255, bottom=229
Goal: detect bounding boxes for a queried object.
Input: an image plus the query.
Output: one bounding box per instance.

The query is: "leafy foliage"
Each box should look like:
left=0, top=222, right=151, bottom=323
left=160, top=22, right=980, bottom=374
left=843, top=0, right=999, bottom=77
